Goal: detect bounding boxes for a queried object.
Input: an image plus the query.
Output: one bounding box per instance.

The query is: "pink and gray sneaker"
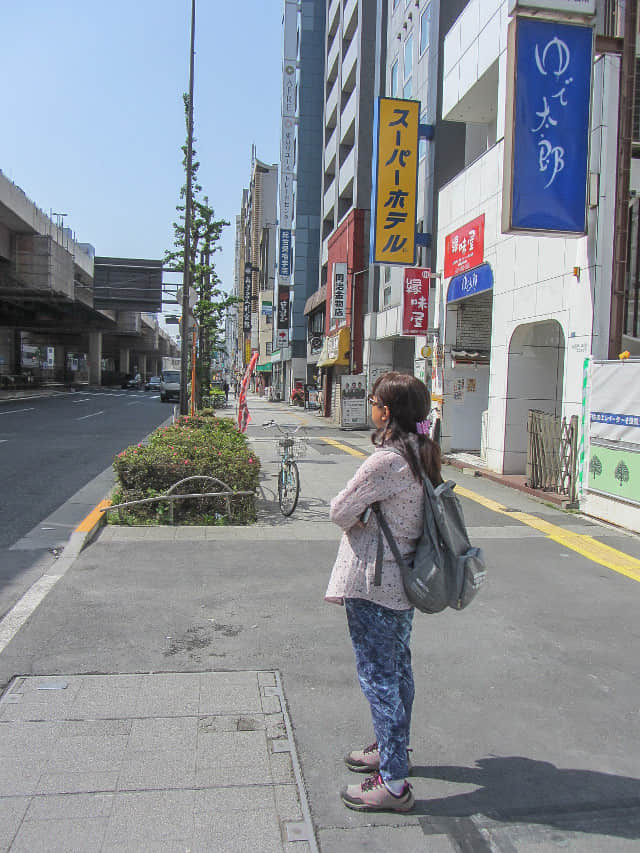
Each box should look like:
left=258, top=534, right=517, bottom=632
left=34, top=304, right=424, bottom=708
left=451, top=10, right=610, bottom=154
left=341, top=773, right=415, bottom=813
left=344, top=741, right=413, bottom=774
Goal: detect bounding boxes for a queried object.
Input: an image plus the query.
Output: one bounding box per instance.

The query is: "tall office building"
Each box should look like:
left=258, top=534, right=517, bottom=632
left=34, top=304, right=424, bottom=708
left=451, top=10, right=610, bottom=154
left=311, top=0, right=379, bottom=419
left=273, top=0, right=326, bottom=400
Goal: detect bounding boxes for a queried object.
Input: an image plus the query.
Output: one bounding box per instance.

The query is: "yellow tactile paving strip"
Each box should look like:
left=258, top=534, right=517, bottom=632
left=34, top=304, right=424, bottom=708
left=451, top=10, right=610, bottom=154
left=317, top=438, right=640, bottom=584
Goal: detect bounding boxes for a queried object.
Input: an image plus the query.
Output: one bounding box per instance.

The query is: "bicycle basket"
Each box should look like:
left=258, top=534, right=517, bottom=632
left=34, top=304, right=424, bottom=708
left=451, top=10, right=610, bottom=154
left=278, top=434, right=308, bottom=458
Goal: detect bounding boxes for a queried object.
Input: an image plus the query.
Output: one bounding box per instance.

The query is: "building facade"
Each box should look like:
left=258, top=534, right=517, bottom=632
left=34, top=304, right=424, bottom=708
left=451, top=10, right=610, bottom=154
left=235, top=157, right=278, bottom=389
left=315, top=0, right=379, bottom=419
left=435, top=0, right=625, bottom=475
left=275, top=0, right=326, bottom=403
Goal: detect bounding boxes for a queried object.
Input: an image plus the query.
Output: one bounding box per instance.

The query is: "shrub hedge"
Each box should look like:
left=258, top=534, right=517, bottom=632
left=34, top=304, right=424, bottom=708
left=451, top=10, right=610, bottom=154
left=111, top=413, right=260, bottom=525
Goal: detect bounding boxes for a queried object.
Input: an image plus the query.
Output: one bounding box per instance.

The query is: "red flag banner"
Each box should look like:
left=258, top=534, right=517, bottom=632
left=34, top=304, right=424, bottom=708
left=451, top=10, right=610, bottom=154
left=237, top=351, right=259, bottom=433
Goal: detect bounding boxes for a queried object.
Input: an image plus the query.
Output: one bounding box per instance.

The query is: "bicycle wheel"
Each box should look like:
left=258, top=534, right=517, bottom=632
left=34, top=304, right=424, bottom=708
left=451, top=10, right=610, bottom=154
left=278, top=459, right=300, bottom=516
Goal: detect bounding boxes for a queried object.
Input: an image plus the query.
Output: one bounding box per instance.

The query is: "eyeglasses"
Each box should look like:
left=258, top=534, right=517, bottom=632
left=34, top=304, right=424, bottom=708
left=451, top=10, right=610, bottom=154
left=368, top=395, right=384, bottom=407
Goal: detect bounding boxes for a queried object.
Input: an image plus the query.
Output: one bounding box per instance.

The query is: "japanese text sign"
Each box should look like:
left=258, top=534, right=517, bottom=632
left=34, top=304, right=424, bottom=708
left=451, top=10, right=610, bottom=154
left=504, top=17, right=593, bottom=234
left=277, top=286, right=290, bottom=330
left=402, top=267, right=430, bottom=335
left=279, top=229, right=291, bottom=279
left=447, top=263, right=494, bottom=304
left=370, top=97, right=420, bottom=266
left=444, top=215, right=485, bottom=279
left=243, top=265, right=253, bottom=333
left=331, top=262, right=347, bottom=321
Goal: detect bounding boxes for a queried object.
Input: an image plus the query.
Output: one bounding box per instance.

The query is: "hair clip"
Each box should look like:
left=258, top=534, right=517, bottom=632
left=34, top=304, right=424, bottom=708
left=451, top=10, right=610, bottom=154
left=416, top=419, right=430, bottom=435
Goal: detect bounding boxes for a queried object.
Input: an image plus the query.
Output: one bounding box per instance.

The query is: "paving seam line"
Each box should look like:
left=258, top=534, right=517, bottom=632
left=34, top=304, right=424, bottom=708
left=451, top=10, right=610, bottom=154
left=273, top=670, right=320, bottom=852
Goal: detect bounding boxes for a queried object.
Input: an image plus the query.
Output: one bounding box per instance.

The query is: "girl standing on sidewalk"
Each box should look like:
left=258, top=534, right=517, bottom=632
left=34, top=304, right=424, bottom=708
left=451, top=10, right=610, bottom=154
left=325, top=371, right=442, bottom=813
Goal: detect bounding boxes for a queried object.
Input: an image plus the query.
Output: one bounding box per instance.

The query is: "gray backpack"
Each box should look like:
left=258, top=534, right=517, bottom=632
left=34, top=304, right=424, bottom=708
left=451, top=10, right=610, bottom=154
left=372, top=473, right=487, bottom=614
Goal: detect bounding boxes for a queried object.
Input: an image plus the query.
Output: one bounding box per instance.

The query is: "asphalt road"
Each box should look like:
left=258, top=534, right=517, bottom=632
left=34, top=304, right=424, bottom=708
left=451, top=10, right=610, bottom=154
left=0, top=388, right=171, bottom=616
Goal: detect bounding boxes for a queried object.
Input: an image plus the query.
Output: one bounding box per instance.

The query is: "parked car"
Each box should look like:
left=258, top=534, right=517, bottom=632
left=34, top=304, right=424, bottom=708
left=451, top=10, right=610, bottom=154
left=145, top=376, right=162, bottom=392
left=123, top=373, right=143, bottom=390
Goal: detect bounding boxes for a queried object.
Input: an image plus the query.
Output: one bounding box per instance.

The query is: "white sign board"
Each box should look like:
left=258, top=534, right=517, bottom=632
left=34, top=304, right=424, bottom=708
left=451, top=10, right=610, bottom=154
left=331, top=263, right=347, bottom=320
left=590, top=361, right=640, bottom=448
left=340, top=374, right=368, bottom=429
left=508, top=0, right=595, bottom=15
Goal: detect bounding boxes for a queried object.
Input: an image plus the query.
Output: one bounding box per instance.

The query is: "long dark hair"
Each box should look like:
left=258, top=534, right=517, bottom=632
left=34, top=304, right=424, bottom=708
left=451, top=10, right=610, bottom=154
left=371, top=371, right=442, bottom=486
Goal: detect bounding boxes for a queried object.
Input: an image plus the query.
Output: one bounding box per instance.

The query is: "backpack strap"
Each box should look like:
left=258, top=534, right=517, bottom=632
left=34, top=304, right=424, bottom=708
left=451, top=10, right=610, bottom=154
left=371, top=502, right=410, bottom=586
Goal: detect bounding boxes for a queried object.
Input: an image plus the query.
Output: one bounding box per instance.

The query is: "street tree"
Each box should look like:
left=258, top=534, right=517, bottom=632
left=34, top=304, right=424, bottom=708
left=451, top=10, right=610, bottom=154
left=164, top=94, right=236, bottom=402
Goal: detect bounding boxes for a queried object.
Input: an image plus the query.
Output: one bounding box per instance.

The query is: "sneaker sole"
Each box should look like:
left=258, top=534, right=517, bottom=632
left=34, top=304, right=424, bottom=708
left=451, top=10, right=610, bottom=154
left=344, top=759, right=378, bottom=773
left=345, top=758, right=414, bottom=775
left=340, top=793, right=415, bottom=813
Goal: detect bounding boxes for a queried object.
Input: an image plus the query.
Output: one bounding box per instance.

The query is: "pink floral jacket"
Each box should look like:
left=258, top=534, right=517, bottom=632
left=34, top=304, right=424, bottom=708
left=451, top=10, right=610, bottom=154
left=325, top=440, right=424, bottom=610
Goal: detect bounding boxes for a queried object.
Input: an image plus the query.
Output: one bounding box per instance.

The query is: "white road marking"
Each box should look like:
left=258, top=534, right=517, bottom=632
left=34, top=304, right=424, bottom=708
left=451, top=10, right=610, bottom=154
left=0, top=571, right=63, bottom=655
left=127, top=400, right=143, bottom=406
left=72, top=398, right=91, bottom=403
left=0, top=407, right=36, bottom=416
left=76, top=410, right=104, bottom=420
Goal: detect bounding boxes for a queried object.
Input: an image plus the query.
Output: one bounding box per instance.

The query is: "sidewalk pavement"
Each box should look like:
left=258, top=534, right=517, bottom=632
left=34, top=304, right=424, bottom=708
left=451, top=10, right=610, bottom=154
left=0, top=395, right=639, bottom=851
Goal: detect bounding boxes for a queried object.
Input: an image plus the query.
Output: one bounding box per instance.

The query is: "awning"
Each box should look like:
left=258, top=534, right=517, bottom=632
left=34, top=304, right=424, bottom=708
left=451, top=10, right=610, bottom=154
left=256, top=362, right=272, bottom=372
left=447, top=263, right=493, bottom=304
left=317, top=326, right=350, bottom=367
left=304, top=285, right=327, bottom=316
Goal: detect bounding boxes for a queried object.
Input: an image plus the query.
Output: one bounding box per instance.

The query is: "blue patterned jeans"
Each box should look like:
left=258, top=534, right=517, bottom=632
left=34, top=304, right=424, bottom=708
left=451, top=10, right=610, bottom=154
left=345, top=597, right=415, bottom=782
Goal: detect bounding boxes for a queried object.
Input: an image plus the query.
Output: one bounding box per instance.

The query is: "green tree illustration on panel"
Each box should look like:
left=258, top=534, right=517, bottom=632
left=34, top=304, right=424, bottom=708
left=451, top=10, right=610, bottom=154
left=614, top=459, right=630, bottom=487
left=589, top=455, right=602, bottom=479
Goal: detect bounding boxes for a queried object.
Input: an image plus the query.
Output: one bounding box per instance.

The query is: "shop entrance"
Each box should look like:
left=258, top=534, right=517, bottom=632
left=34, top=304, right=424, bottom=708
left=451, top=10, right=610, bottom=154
left=504, top=320, right=565, bottom=474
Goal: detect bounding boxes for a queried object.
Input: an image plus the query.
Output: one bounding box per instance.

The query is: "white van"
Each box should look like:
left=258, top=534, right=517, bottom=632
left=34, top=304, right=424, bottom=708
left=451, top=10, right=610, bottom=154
left=160, top=369, right=181, bottom=403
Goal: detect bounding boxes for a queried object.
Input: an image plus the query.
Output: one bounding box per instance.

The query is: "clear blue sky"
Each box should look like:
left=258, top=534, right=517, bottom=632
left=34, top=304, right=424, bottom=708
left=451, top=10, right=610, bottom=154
left=0, top=1, right=282, bottom=327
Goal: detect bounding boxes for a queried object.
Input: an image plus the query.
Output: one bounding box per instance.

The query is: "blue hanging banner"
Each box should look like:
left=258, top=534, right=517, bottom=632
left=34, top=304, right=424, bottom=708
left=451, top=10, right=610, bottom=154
left=504, top=17, right=593, bottom=234
left=447, top=263, right=494, bottom=304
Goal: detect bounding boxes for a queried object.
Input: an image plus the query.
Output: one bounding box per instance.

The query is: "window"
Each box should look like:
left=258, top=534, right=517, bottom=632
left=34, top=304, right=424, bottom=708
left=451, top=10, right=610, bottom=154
left=403, top=33, right=413, bottom=98
left=420, top=6, right=430, bottom=56
left=391, top=60, right=398, bottom=97
left=266, top=342, right=273, bottom=355
left=419, top=137, right=427, bottom=160
left=393, top=0, right=399, bottom=8
left=384, top=265, right=391, bottom=282
left=383, top=284, right=392, bottom=308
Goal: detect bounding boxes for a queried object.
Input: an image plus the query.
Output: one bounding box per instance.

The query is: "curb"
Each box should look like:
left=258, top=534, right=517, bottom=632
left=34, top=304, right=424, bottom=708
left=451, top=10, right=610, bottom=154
left=73, top=498, right=112, bottom=554
left=443, top=455, right=567, bottom=507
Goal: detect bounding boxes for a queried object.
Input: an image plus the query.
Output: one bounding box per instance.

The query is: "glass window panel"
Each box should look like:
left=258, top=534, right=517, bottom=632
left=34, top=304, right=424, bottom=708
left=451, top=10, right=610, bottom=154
left=420, top=6, right=430, bottom=55
left=404, top=33, right=413, bottom=80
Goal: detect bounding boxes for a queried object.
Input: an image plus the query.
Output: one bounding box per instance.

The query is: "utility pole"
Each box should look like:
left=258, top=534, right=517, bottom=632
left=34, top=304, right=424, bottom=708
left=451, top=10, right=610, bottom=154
left=180, top=0, right=196, bottom=414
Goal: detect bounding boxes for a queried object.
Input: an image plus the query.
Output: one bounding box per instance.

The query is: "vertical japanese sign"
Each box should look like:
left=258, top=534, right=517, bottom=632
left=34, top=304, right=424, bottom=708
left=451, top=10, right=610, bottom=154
left=503, top=17, right=593, bottom=234
left=331, top=263, right=347, bottom=321
left=277, top=286, right=290, bottom=330
left=243, top=265, right=253, bottom=333
left=402, top=267, right=431, bottom=335
left=444, top=215, right=485, bottom=279
left=279, top=0, right=298, bottom=232
left=370, top=97, right=420, bottom=266
left=279, top=229, right=291, bottom=278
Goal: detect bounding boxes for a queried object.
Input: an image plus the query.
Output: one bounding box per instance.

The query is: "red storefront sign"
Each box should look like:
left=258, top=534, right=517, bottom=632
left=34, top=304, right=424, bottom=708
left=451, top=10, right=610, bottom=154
left=402, top=267, right=431, bottom=336
left=444, top=214, right=485, bottom=278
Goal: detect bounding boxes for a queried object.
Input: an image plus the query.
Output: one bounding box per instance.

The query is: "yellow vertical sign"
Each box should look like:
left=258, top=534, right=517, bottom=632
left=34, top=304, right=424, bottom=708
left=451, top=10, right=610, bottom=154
left=245, top=340, right=251, bottom=364
left=371, top=97, right=420, bottom=266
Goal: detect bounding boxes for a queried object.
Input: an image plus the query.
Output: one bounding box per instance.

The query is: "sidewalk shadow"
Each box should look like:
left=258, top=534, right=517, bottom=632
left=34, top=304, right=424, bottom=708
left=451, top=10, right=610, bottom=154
left=411, top=756, right=640, bottom=840
left=256, top=490, right=330, bottom=524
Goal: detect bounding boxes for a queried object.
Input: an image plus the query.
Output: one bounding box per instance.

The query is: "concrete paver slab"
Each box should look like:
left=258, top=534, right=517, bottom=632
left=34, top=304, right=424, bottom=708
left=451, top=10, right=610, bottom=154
left=0, top=671, right=313, bottom=852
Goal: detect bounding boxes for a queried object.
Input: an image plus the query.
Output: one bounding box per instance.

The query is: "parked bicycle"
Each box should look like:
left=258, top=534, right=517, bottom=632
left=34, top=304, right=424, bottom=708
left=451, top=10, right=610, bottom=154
left=263, top=420, right=308, bottom=516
